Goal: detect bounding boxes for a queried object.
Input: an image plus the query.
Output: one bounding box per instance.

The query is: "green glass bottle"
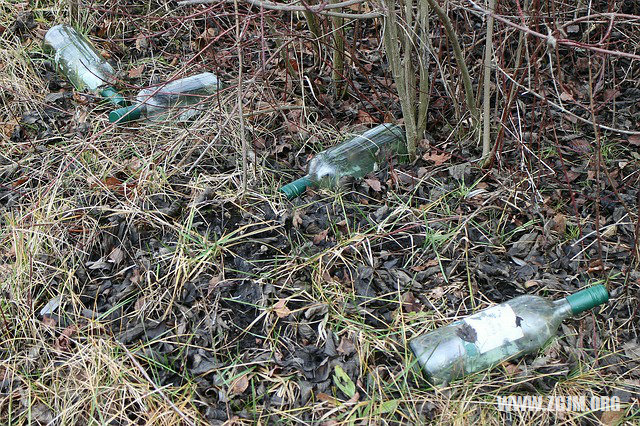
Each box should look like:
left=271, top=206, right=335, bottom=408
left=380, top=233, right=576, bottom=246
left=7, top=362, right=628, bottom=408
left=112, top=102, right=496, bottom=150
left=43, top=24, right=125, bottom=106
left=410, top=285, right=609, bottom=385
left=279, top=123, right=406, bottom=199
left=109, top=72, right=222, bottom=124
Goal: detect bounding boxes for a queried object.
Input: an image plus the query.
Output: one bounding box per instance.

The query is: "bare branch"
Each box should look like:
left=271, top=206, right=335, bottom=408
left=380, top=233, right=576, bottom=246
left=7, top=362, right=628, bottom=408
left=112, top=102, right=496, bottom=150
left=177, top=0, right=382, bottom=19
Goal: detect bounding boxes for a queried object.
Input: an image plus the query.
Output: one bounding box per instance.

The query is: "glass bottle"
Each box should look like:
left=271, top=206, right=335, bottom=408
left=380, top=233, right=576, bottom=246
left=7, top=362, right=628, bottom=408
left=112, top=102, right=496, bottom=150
left=43, top=24, right=125, bottom=106
left=279, top=123, right=407, bottom=199
left=410, top=285, right=609, bottom=385
left=108, top=72, right=222, bottom=123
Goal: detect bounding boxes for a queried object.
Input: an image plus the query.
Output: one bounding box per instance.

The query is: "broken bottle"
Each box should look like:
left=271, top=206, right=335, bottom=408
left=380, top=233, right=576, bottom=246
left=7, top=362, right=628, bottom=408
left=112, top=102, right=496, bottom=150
left=410, top=285, right=609, bottom=385
left=279, top=123, right=407, bottom=199
left=109, top=72, right=222, bottom=123
left=44, top=24, right=125, bottom=106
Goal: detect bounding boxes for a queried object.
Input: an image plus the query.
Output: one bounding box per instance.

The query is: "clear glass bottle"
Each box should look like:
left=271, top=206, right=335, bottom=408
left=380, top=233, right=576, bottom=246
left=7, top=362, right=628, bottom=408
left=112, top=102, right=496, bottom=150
left=108, top=72, right=222, bottom=123
left=43, top=24, right=125, bottom=106
left=279, top=123, right=407, bottom=199
left=410, top=285, right=609, bottom=385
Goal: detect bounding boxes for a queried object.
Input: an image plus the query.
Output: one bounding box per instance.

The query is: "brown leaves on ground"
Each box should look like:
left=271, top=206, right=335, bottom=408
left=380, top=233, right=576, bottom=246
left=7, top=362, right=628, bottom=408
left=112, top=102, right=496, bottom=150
left=423, top=151, right=451, bottom=166
left=273, top=299, right=291, bottom=318
left=229, top=374, right=249, bottom=395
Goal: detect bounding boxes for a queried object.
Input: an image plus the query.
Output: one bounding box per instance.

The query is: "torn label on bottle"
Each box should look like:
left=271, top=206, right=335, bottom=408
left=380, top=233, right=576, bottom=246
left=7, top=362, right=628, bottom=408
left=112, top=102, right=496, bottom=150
left=462, top=305, right=525, bottom=353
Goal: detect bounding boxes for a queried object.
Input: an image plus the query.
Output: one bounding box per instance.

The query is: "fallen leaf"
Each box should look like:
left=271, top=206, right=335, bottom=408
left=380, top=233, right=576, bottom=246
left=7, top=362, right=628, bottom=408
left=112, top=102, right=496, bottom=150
left=273, top=299, right=291, bottom=318
left=423, top=151, right=451, bottom=166
left=600, top=409, right=625, bottom=426
left=357, top=110, right=375, bottom=124
left=336, top=336, right=355, bottom=356
left=55, top=324, right=76, bottom=351
left=629, top=134, right=640, bottom=146
left=502, top=362, right=521, bottom=375
left=552, top=213, right=566, bottom=234
left=108, top=247, right=124, bottom=265
left=313, top=228, right=329, bottom=244
left=42, top=315, right=56, bottom=327
left=292, top=210, right=303, bottom=228
left=560, top=91, right=573, bottom=101
left=524, top=280, right=539, bottom=288
left=317, top=392, right=337, bottom=406
left=402, top=292, right=422, bottom=313
left=364, top=177, right=382, bottom=192
left=130, top=268, right=142, bottom=285
left=128, top=64, right=144, bottom=78
left=230, top=374, right=249, bottom=395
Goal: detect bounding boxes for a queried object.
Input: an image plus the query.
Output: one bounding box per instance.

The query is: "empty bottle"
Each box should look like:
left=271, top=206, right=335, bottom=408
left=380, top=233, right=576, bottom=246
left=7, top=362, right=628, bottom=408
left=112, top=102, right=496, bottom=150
left=410, top=285, right=609, bottom=385
left=109, top=72, right=222, bottom=123
left=44, top=24, right=125, bottom=106
left=279, top=123, right=406, bottom=199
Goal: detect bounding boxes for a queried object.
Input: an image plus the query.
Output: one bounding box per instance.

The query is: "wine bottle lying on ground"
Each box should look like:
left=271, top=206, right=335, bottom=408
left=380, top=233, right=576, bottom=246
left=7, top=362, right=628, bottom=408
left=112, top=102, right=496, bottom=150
left=44, top=24, right=125, bottom=106
left=410, top=285, right=609, bottom=385
left=109, top=72, right=223, bottom=124
left=279, top=123, right=407, bottom=199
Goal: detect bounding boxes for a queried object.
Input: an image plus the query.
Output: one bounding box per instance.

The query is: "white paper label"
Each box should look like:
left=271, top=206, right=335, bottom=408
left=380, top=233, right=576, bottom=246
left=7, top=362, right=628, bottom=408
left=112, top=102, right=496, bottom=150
left=463, top=305, right=524, bottom=353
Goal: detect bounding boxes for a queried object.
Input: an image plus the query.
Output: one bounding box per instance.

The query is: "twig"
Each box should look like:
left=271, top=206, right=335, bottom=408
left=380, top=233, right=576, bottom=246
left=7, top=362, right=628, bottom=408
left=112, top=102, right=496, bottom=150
left=234, top=0, right=249, bottom=194
left=495, top=65, right=640, bottom=136
left=465, top=0, right=640, bottom=60
left=425, top=0, right=479, bottom=127
left=177, top=0, right=382, bottom=19
left=481, top=0, right=495, bottom=159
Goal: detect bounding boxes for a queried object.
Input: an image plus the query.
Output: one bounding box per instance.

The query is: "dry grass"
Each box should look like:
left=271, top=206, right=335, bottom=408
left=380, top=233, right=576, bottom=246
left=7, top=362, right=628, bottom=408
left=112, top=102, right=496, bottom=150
left=1, top=0, right=639, bottom=425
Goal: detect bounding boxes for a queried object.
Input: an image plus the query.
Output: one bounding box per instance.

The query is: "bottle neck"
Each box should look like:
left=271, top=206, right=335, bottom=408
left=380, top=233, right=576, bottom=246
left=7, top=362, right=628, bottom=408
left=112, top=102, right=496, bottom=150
left=552, top=299, right=573, bottom=322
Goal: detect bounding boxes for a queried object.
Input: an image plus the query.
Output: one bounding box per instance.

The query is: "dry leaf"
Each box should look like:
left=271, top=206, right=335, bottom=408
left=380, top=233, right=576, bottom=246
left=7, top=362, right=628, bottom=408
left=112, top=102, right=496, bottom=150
left=560, top=91, right=573, bottom=101
left=55, top=324, right=76, bottom=351
left=552, top=213, right=566, bottom=235
left=130, top=268, right=142, bottom=285
left=108, top=247, right=124, bottom=265
left=273, top=299, right=291, bottom=318
left=524, top=280, right=539, bottom=288
left=629, top=134, right=640, bottom=146
left=364, top=177, right=382, bottom=192
left=42, top=315, right=56, bottom=327
left=600, top=409, right=625, bottom=426
left=230, top=374, right=249, bottom=395
left=357, top=110, right=375, bottom=124
left=423, top=151, right=451, bottom=166
left=292, top=210, right=303, bottom=228
left=128, top=64, right=144, bottom=78
left=336, top=336, right=355, bottom=356
left=313, top=228, right=329, bottom=244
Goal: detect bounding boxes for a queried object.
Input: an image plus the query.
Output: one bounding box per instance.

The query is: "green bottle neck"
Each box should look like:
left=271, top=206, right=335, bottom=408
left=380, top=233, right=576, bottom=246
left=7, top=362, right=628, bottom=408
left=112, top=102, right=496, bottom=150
left=553, top=284, right=609, bottom=319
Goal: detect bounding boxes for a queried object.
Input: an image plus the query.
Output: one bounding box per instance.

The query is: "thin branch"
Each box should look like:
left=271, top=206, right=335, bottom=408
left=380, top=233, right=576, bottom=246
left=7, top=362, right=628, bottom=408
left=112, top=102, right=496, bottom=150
left=495, top=65, right=640, bottom=136
left=425, top=0, right=479, bottom=126
left=481, top=0, right=495, bottom=159
left=465, top=0, right=640, bottom=60
left=177, top=0, right=382, bottom=19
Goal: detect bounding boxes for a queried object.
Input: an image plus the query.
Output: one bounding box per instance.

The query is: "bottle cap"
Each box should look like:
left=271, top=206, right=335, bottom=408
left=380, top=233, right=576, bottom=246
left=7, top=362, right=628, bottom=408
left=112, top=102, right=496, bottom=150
left=109, top=104, right=143, bottom=123
left=99, top=87, right=126, bottom=107
left=279, top=176, right=311, bottom=199
left=566, top=284, right=609, bottom=314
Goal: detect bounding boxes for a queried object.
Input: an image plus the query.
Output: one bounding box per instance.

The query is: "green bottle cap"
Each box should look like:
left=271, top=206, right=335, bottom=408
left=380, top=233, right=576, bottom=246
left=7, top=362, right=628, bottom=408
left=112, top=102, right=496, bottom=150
left=279, top=176, right=312, bottom=199
left=99, top=86, right=126, bottom=107
left=566, top=284, right=609, bottom=315
left=109, top=104, right=143, bottom=123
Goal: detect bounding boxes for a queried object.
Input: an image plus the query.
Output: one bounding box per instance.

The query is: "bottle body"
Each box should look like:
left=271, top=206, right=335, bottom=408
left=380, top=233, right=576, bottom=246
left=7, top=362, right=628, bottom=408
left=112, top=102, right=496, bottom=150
left=410, top=285, right=609, bottom=385
left=280, top=123, right=406, bottom=198
left=43, top=25, right=123, bottom=105
left=109, top=73, right=222, bottom=123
